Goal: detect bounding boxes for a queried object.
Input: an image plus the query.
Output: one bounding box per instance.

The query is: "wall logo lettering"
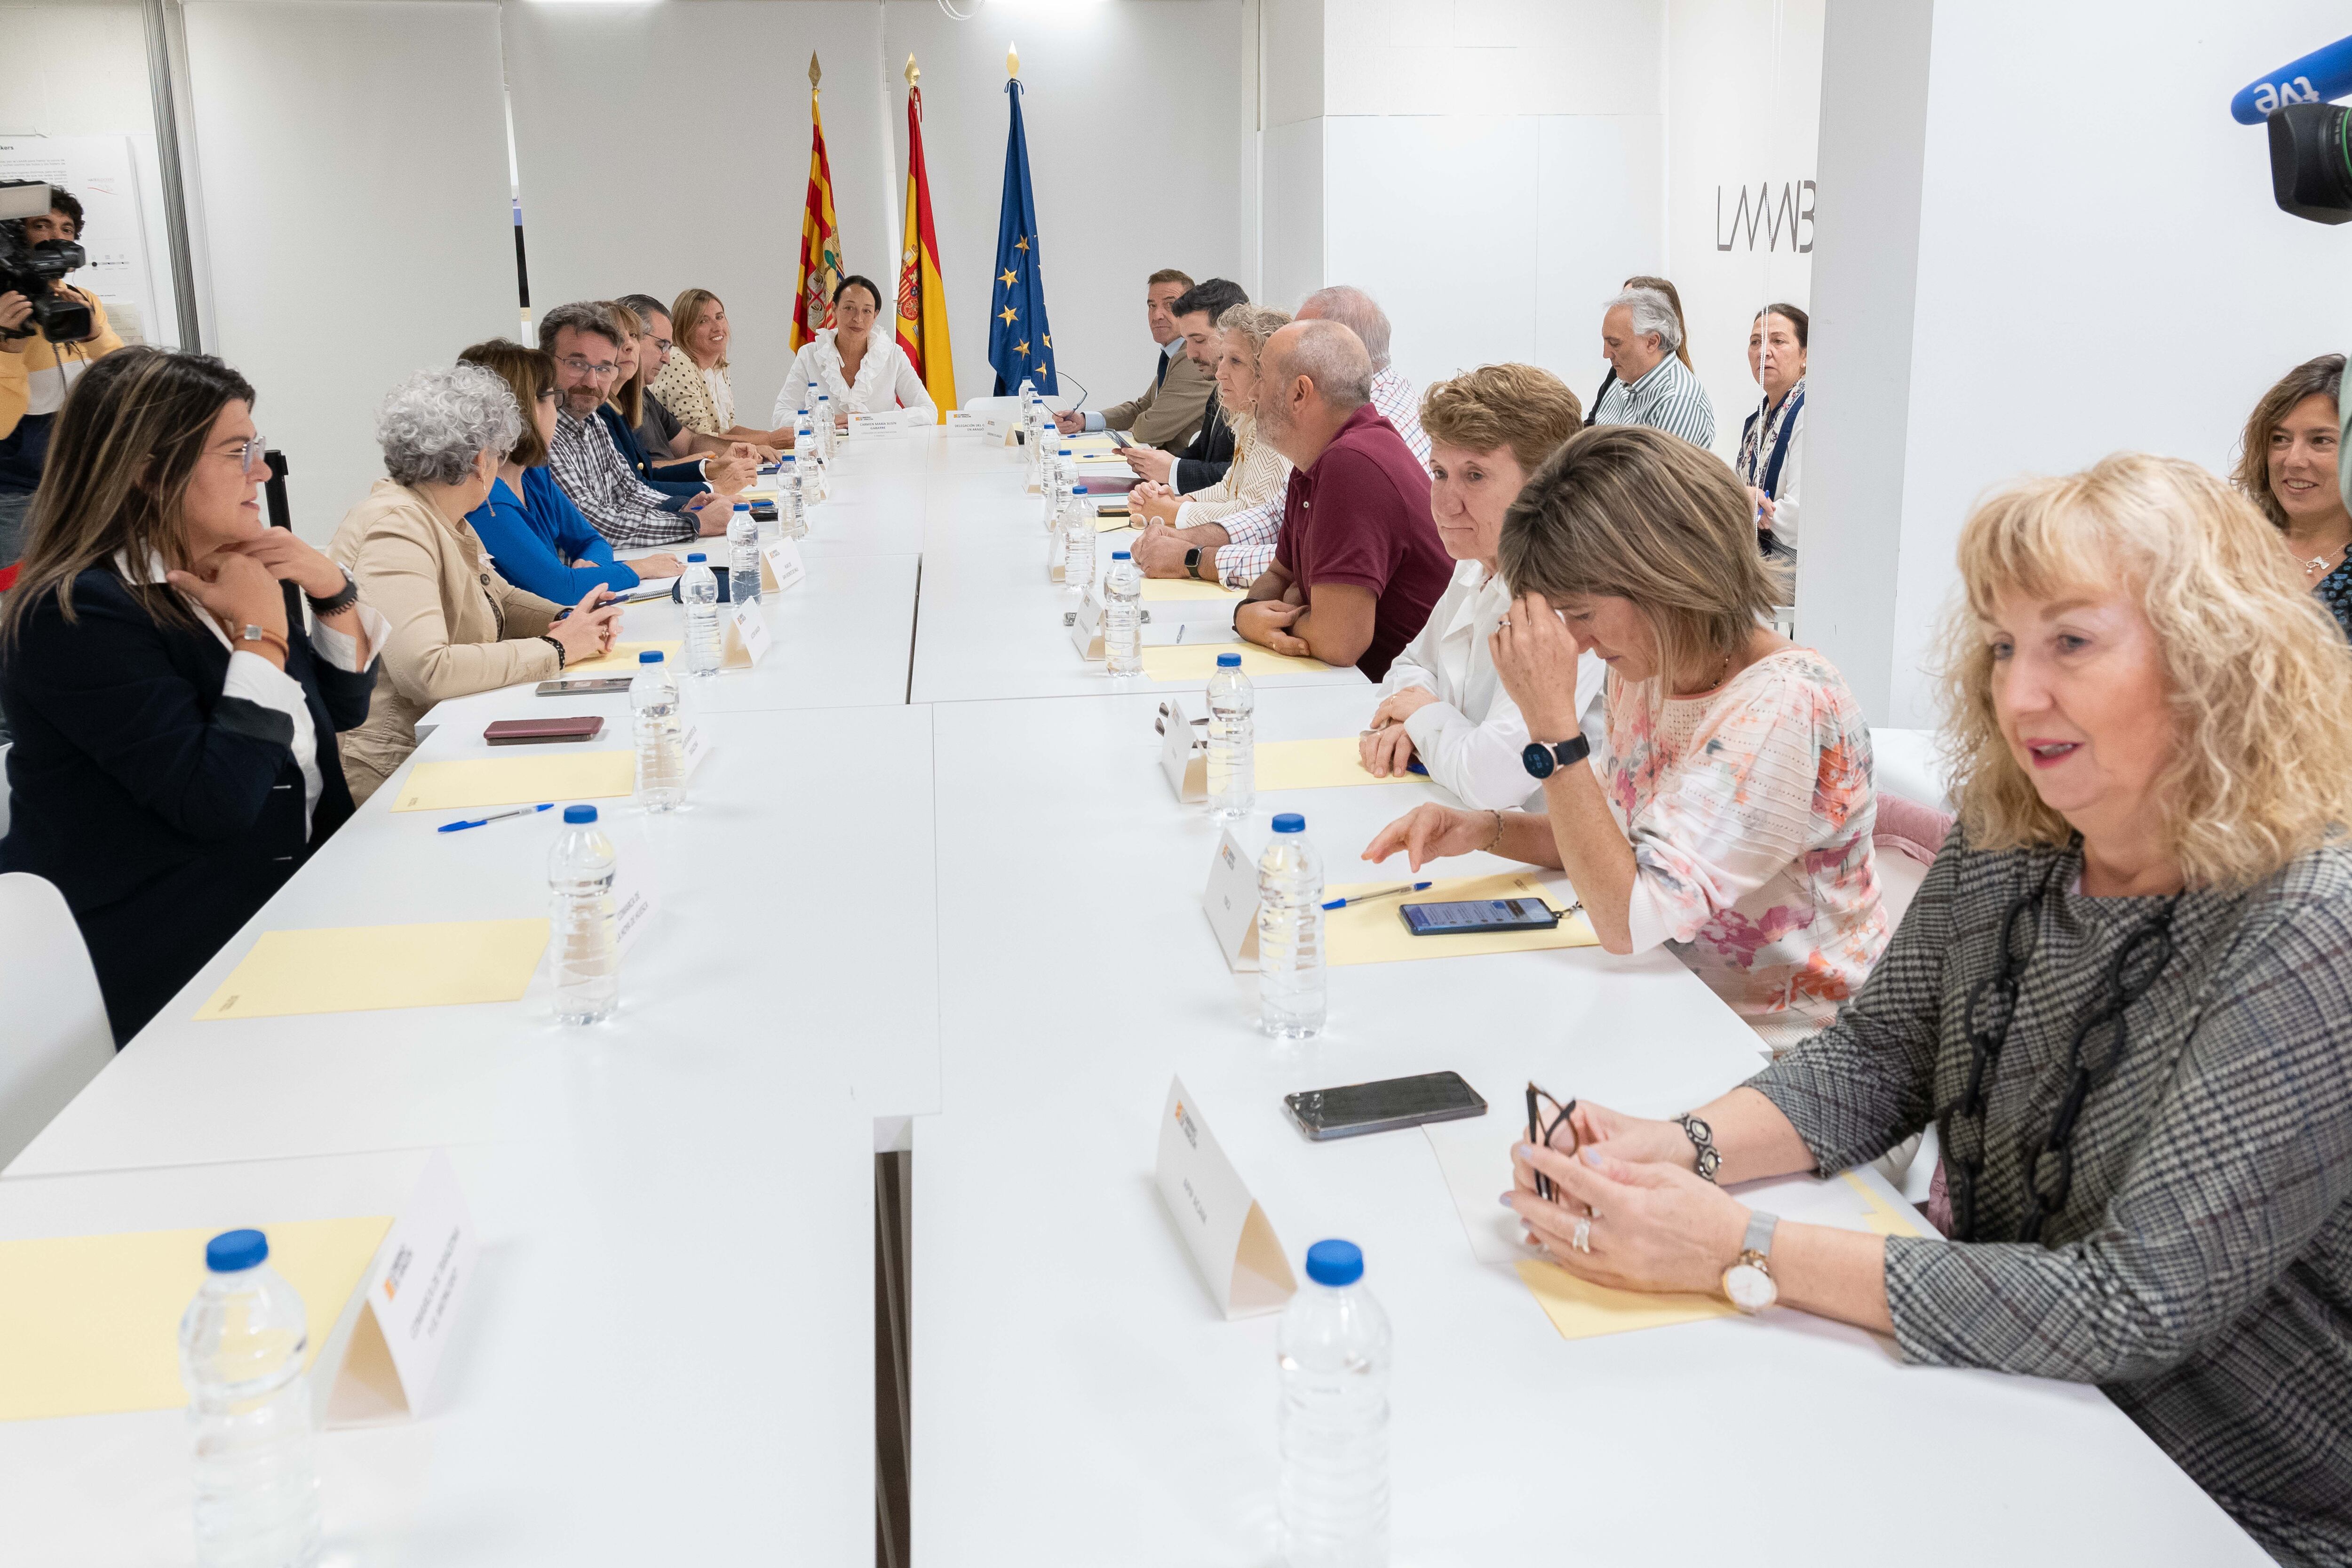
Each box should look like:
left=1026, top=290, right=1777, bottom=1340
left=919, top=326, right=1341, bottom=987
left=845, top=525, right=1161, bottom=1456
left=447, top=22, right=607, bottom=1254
left=1716, top=180, right=1816, bottom=254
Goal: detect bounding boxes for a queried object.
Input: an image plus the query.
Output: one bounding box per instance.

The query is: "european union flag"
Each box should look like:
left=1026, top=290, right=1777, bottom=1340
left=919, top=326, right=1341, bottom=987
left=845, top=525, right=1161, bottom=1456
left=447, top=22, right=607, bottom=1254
left=988, top=77, right=1056, bottom=396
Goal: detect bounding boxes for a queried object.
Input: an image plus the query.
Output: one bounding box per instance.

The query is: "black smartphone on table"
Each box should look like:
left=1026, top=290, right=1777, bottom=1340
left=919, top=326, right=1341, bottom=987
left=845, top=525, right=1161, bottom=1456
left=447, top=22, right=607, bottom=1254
left=1399, top=897, right=1560, bottom=936
left=1284, top=1071, right=1487, bottom=1141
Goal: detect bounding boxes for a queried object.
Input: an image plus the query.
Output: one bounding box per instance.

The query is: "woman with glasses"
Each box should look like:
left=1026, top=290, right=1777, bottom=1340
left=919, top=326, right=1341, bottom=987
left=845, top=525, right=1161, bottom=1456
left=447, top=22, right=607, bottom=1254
left=648, top=287, right=795, bottom=447
left=0, top=348, right=385, bottom=1043
left=329, top=363, right=625, bottom=804
left=1508, top=455, right=2352, bottom=1566
left=771, top=275, right=935, bottom=430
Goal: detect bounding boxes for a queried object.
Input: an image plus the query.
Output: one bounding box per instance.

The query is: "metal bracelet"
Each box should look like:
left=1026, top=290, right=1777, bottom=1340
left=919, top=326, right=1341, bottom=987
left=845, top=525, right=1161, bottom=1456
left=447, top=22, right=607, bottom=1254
left=1677, top=1114, right=1722, bottom=1183
left=1483, top=810, right=1505, bottom=853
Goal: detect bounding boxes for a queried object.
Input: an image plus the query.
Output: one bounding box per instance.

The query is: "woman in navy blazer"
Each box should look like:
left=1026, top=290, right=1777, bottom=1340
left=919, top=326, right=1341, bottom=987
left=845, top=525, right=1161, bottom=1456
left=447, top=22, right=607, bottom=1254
left=0, top=350, right=384, bottom=1044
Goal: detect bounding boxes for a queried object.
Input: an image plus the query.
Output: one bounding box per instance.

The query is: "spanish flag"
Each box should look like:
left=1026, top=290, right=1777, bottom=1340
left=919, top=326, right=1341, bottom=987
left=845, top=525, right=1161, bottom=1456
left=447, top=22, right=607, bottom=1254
left=793, top=53, right=844, bottom=352
left=894, top=62, right=955, bottom=419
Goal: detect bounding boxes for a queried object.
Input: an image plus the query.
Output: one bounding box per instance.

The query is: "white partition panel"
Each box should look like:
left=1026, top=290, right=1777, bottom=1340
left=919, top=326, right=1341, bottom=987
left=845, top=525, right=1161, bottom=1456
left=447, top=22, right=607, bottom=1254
left=181, top=0, right=517, bottom=540
left=501, top=0, right=892, bottom=436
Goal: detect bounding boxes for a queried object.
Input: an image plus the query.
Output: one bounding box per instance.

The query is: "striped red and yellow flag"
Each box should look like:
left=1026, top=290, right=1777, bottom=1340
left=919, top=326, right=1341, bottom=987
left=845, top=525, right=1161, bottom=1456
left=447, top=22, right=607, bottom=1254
left=793, top=56, right=844, bottom=352
left=894, top=71, right=955, bottom=419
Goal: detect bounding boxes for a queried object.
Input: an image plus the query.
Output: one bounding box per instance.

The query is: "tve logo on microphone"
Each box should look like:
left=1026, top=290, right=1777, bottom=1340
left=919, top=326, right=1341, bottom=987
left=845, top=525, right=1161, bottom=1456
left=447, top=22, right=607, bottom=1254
left=2232, top=33, right=2352, bottom=124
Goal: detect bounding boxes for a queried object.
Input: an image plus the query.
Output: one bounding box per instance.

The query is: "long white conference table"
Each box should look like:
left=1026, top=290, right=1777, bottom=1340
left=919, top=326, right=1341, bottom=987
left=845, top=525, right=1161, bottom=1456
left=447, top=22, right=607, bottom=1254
left=0, top=422, right=2265, bottom=1565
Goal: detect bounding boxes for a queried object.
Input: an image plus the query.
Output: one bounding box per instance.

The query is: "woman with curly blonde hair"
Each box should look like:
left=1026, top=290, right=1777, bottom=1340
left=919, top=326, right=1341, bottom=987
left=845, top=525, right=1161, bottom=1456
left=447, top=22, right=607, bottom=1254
left=1497, top=453, right=2352, bottom=1565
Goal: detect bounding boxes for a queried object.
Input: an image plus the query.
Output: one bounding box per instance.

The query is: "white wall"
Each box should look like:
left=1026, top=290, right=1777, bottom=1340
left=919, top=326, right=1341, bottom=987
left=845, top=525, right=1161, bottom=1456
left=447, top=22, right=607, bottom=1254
left=1807, top=0, right=2352, bottom=726
left=1663, top=0, right=1821, bottom=459
left=181, top=0, right=517, bottom=540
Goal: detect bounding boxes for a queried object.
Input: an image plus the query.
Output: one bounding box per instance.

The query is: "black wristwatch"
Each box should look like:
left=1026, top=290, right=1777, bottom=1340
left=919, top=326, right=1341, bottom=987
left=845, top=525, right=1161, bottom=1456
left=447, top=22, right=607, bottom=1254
left=305, top=568, right=359, bottom=618
left=1184, top=547, right=1203, bottom=581
left=1520, top=733, right=1591, bottom=779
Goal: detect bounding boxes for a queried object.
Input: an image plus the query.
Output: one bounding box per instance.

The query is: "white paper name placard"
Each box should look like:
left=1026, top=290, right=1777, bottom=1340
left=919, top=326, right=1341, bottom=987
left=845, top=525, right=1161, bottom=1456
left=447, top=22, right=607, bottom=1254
left=323, top=1150, right=477, bottom=1426
left=1201, top=828, right=1261, bottom=971
left=760, top=538, right=806, bottom=594
left=721, top=603, right=771, bottom=669
left=600, top=816, right=665, bottom=957
left=1070, top=590, right=1105, bottom=661
left=1155, top=1076, right=1296, bottom=1319
left=944, top=409, right=986, bottom=434
left=1158, top=700, right=1206, bottom=802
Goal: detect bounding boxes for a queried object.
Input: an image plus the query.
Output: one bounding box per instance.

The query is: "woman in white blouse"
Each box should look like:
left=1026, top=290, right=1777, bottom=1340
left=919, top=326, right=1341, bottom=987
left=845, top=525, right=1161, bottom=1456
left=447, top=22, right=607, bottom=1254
left=771, top=276, right=935, bottom=429
left=1129, top=303, right=1292, bottom=589
left=1359, top=363, right=1604, bottom=809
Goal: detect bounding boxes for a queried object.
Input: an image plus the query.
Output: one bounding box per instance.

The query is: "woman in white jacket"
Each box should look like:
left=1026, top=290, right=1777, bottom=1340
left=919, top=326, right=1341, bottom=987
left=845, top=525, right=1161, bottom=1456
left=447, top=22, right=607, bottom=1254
left=1360, top=363, right=1605, bottom=810
left=772, top=275, right=936, bottom=429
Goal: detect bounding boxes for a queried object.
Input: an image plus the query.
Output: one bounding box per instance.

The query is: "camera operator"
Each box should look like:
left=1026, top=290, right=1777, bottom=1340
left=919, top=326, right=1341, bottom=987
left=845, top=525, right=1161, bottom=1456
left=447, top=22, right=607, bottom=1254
left=1, top=186, right=125, bottom=569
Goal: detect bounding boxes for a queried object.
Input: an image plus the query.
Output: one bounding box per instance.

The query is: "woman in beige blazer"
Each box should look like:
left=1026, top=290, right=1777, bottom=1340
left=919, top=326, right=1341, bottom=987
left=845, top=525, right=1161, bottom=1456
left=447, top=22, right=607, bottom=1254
left=331, top=364, right=625, bottom=802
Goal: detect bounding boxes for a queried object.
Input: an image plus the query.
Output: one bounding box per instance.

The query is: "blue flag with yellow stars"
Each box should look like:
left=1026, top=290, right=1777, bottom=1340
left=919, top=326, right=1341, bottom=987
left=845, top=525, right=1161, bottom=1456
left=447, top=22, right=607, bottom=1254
left=988, top=77, right=1056, bottom=395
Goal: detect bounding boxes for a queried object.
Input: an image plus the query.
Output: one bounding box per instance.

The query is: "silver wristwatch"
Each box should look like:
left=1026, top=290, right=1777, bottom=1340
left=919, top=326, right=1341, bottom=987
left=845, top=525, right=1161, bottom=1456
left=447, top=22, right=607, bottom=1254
left=1722, top=1210, right=1779, bottom=1313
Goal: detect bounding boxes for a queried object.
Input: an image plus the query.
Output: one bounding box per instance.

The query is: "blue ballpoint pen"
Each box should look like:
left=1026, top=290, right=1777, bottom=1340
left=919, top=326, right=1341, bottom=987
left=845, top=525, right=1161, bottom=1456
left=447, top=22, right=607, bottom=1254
left=1322, top=881, right=1431, bottom=911
left=438, top=803, right=554, bottom=833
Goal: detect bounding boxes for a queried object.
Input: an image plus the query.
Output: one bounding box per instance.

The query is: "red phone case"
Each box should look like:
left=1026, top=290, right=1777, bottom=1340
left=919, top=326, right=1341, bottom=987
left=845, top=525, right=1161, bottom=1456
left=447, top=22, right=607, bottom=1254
left=484, top=716, right=604, bottom=745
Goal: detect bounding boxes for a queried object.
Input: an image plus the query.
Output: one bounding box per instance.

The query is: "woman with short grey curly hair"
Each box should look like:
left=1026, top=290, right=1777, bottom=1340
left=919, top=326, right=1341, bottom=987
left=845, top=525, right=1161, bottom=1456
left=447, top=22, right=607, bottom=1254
left=328, top=364, right=627, bottom=802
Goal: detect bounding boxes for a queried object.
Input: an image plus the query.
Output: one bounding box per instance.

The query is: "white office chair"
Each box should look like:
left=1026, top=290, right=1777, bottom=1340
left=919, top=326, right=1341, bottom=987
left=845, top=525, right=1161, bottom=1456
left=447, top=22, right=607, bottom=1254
left=0, top=872, right=114, bottom=1171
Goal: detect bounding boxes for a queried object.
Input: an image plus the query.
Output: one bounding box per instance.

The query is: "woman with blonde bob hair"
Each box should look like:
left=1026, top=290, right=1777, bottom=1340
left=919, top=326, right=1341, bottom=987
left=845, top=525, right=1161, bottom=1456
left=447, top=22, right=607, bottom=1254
left=1364, top=424, right=1887, bottom=1050
left=1499, top=454, right=2352, bottom=1565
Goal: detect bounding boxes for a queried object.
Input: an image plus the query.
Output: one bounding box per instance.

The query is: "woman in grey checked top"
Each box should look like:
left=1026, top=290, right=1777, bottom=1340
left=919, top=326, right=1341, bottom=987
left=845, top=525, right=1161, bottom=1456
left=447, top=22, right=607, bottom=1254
left=1503, top=454, right=2352, bottom=1565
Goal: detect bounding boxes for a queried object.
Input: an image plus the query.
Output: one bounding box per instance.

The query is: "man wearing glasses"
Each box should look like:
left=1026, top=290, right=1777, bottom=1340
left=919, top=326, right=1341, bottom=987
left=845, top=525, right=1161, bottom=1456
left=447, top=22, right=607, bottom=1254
left=537, top=301, right=725, bottom=550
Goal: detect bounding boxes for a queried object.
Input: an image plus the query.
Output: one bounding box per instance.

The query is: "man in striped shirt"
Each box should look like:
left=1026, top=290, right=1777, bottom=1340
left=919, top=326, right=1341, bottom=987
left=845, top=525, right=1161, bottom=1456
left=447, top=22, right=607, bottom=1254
left=1589, top=286, right=1716, bottom=449
left=1298, top=285, right=1430, bottom=470
left=542, top=303, right=724, bottom=551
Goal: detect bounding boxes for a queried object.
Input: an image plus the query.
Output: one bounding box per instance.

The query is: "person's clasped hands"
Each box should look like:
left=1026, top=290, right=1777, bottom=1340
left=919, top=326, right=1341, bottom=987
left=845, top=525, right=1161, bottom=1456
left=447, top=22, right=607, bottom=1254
left=684, top=491, right=730, bottom=536
left=1235, top=597, right=1310, bottom=658
left=1127, top=482, right=1182, bottom=528
left=1502, top=1100, right=1752, bottom=1295
left=1358, top=686, right=1438, bottom=777
left=548, top=584, right=625, bottom=665
left=166, top=529, right=352, bottom=664
left=1131, top=518, right=1189, bottom=575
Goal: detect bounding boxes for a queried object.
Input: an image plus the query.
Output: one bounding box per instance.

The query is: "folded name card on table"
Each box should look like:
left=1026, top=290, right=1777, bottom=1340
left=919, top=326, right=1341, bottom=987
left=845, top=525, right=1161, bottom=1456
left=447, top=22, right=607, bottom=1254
left=324, top=1150, right=478, bottom=1425
left=1256, top=736, right=1435, bottom=793
left=559, top=640, right=683, bottom=677
left=760, top=538, right=806, bottom=594
left=1323, top=871, right=1596, bottom=967
left=1155, top=1076, right=1296, bottom=1319
left=720, top=603, right=772, bottom=668
left=1201, top=828, right=1262, bottom=971
left=0, top=1213, right=392, bottom=1422
left=393, top=750, right=635, bottom=812
left=194, top=919, right=550, bottom=1020
left=1141, top=643, right=1333, bottom=682
left=1160, top=699, right=1207, bottom=801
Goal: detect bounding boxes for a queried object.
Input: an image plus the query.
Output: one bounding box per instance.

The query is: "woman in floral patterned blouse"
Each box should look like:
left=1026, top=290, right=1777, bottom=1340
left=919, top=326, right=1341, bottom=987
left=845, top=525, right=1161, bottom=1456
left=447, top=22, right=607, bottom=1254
left=1363, top=424, right=1887, bottom=1050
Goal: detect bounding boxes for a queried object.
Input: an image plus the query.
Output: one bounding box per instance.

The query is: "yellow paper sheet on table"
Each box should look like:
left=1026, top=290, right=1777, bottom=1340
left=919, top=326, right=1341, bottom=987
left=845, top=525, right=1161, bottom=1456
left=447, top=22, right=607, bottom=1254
left=1140, top=578, right=1244, bottom=603
left=1140, top=643, right=1334, bottom=681
left=0, top=1216, right=394, bottom=1421
left=560, top=640, right=683, bottom=676
left=391, top=750, right=636, bottom=812
left=194, top=919, right=551, bottom=1021
left=1255, top=736, right=1428, bottom=792
left=1514, top=1257, right=1736, bottom=1341
left=1842, top=1171, right=1927, bottom=1237
left=1323, top=871, right=1596, bottom=966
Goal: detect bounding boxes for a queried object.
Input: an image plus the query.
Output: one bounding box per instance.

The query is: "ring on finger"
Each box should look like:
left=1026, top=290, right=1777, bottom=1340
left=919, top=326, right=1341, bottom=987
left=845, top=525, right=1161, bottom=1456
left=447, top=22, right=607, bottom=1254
left=1571, top=1216, right=1592, bottom=1254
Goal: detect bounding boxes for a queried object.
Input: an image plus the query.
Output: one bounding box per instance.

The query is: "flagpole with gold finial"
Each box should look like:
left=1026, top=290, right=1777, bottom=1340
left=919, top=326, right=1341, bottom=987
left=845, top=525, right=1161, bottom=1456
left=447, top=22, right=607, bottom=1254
left=906, top=53, right=919, bottom=88
left=809, top=51, right=821, bottom=90
left=1007, top=43, right=1019, bottom=80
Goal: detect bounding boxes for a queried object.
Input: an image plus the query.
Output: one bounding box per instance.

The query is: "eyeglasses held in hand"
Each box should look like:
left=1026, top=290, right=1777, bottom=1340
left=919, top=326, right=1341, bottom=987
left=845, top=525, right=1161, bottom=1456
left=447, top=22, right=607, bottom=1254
left=1524, top=1082, right=1577, bottom=1203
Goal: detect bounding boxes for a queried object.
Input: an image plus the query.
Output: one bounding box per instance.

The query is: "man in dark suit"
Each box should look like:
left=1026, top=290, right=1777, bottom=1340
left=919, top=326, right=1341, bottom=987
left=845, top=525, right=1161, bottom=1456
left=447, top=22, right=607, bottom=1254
left=1051, top=269, right=1208, bottom=452
left=1122, top=278, right=1249, bottom=492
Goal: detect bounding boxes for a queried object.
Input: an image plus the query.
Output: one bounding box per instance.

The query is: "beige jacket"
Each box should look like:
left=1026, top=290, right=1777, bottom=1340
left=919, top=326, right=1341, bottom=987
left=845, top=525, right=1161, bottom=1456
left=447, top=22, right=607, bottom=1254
left=1100, top=349, right=1211, bottom=453
left=328, top=479, right=562, bottom=802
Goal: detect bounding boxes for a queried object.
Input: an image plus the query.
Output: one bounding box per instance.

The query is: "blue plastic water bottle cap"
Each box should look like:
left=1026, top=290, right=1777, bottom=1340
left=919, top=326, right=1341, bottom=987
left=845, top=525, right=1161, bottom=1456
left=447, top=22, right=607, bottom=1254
left=638, top=650, right=662, bottom=663
left=564, top=804, right=597, bottom=824
left=1304, top=1238, right=1363, bottom=1287
left=1059, top=447, right=1072, bottom=454
left=782, top=455, right=795, bottom=464
left=1271, top=812, right=1305, bottom=834
left=1216, top=653, right=1242, bottom=668
left=1112, top=550, right=1131, bottom=561
left=687, top=552, right=707, bottom=562
left=1073, top=485, right=1089, bottom=494
left=206, top=1228, right=268, bottom=1273
left=733, top=501, right=750, bottom=510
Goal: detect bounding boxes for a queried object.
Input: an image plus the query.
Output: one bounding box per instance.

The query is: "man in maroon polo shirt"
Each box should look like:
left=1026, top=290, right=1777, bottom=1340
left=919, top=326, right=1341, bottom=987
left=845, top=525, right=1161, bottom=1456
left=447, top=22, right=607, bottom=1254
left=1233, top=319, right=1450, bottom=680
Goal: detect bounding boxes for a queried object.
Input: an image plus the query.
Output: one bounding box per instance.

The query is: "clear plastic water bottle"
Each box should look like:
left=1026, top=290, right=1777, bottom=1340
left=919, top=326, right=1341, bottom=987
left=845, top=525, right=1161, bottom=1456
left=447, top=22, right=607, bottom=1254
left=548, top=803, right=619, bottom=1023
left=630, top=650, right=684, bottom=812
left=179, top=1228, right=322, bottom=1568
left=816, top=392, right=835, bottom=458
left=778, top=455, right=807, bottom=540
left=1257, top=812, right=1325, bottom=1038
left=1060, top=485, right=1096, bottom=595
left=681, top=553, right=721, bottom=676
left=1277, top=1238, right=1392, bottom=1568
left=794, top=406, right=814, bottom=458
left=1045, top=446, right=1073, bottom=527
left=1103, top=549, right=1143, bottom=677
left=1207, top=652, right=1256, bottom=821
left=727, top=502, right=761, bottom=607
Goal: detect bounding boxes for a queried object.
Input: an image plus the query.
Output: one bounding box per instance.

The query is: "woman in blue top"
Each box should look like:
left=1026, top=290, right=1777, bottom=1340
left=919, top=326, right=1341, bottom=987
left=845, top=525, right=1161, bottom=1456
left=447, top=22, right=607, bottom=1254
left=458, top=341, right=683, bottom=601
